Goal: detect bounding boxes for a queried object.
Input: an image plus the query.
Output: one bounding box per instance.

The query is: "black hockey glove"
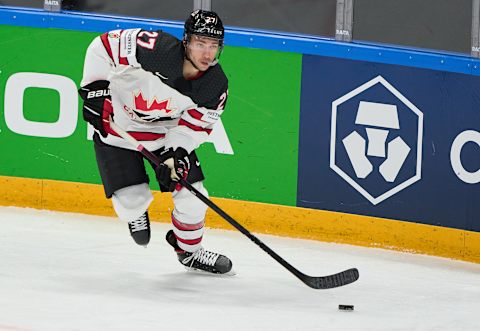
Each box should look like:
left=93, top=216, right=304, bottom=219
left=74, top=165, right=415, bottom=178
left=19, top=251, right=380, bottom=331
left=155, top=163, right=177, bottom=192
left=155, top=147, right=175, bottom=191
left=154, top=147, right=190, bottom=192
left=173, top=147, right=191, bottom=180
left=78, top=80, right=112, bottom=137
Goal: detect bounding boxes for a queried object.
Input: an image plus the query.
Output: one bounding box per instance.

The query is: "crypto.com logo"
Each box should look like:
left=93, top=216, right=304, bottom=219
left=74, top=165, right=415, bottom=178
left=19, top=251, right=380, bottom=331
left=330, top=76, right=423, bottom=205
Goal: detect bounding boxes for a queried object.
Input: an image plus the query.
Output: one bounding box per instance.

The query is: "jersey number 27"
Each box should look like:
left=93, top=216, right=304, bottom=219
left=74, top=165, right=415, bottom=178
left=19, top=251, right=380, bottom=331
left=137, top=31, right=159, bottom=50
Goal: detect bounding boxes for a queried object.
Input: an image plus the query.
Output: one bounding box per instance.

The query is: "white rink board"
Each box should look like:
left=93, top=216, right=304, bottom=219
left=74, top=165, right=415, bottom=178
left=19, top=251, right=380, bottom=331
left=0, top=206, right=479, bottom=331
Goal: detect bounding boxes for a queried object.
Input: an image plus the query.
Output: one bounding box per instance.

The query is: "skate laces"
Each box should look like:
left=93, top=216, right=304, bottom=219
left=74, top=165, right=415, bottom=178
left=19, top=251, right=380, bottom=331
left=129, top=213, right=149, bottom=232
left=182, top=248, right=219, bottom=267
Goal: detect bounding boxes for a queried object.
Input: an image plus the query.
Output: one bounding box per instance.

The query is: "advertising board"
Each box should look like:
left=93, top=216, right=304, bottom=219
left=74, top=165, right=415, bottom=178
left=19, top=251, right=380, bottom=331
left=298, top=55, right=480, bottom=231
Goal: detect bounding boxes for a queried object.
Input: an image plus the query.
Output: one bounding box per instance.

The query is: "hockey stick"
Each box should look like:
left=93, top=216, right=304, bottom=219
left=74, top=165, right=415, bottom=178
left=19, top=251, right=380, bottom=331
left=109, top=120, right=359, bottom=289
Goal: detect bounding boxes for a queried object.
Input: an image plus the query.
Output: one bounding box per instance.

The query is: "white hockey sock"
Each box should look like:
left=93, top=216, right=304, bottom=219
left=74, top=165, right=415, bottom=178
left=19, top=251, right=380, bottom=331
left=171, top=214, right=204, bottom=252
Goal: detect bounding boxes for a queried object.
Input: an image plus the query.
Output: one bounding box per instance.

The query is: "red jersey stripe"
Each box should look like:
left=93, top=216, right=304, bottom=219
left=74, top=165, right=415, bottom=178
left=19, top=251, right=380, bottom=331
left=108, top=130, right=165, bottom=141
left=178, top=119, right=212, bottom=134
left=100, top=33, right=114, bottom=62
left=187, top=108, right=204, bottom=121
left=128, top=132, right=165, bottom=140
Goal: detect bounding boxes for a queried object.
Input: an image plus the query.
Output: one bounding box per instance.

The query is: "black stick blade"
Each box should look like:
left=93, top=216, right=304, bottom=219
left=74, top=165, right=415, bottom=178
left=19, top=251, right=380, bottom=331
left=302, top=268, right=359, bottom=289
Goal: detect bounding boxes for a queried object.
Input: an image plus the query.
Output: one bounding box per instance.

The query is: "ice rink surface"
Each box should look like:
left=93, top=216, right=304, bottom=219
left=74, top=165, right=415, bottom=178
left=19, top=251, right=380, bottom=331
left=0, top=206, right=479, bottom=331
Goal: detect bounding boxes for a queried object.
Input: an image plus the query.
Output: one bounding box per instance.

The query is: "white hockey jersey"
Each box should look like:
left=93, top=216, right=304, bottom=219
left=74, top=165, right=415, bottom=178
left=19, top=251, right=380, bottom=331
left=80, top=28, right=228, bottom=153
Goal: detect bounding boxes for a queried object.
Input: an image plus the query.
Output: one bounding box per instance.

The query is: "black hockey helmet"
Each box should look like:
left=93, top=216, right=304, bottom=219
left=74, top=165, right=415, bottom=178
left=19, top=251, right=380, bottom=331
left=183, top=10, right=224, bottom=47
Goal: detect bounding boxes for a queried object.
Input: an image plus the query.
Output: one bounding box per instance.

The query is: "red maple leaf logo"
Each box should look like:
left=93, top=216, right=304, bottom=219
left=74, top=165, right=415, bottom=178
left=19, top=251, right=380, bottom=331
left=134, top=91, right=173, bottom=113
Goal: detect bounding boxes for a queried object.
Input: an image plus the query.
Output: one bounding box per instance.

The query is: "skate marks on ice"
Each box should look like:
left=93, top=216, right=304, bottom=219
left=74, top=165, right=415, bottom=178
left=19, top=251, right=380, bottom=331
left=0, top=206, right=479, bottom=331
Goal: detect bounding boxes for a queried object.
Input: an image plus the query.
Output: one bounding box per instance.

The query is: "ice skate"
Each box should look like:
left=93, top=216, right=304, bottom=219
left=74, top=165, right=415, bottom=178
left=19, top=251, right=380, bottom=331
left=128, top=212, right=151, bottom=246
left=166, top=230, right=233, bottom=275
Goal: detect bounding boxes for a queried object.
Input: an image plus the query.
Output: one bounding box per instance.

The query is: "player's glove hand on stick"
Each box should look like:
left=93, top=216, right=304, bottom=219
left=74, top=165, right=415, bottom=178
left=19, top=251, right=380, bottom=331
left=155, top=147, right=190, bottom=192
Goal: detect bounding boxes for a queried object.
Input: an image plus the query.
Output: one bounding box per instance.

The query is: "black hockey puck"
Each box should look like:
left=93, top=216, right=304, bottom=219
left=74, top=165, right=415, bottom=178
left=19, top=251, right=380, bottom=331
left=338, top=304, right=354, bottom=311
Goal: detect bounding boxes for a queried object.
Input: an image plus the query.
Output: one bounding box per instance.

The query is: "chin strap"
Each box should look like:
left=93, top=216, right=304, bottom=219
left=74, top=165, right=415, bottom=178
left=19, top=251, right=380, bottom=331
left=184, top=50, right=203, bottom=71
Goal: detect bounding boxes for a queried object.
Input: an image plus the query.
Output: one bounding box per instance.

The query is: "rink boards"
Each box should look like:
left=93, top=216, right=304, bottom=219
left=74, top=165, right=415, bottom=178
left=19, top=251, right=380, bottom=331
left=0, top=7, right=479, bottom=263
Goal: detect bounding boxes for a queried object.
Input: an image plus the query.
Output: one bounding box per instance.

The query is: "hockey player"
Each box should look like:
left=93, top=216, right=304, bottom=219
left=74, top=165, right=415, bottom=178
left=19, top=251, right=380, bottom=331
left=78, top=10, right=232, bottom=274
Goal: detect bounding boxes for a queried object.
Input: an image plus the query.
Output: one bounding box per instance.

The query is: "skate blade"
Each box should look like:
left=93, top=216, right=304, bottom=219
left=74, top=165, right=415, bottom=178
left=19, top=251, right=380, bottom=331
left=183, top=266, right=236, bottom=277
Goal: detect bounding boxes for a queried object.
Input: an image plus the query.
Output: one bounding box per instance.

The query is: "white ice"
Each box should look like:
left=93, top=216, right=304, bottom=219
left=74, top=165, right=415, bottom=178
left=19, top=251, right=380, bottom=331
left=0, top=206, right=479, bottom=331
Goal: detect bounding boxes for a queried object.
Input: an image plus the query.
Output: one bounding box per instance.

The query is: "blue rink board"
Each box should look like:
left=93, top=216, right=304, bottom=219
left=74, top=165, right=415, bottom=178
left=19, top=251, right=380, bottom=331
left=298, top=55, right=480, bottom=231
left=1, top=6, right=480, bottom=76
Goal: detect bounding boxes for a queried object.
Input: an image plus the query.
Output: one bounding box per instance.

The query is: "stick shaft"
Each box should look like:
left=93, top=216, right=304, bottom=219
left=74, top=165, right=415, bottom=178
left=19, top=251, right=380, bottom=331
left=108, top=120, right=359, bottom=289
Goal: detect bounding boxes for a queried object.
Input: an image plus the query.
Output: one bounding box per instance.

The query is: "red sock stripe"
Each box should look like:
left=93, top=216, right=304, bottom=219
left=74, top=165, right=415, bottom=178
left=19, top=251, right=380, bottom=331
left=172, top=215, right=204, bottom=231
left=175, top=233, right=203, bottom=245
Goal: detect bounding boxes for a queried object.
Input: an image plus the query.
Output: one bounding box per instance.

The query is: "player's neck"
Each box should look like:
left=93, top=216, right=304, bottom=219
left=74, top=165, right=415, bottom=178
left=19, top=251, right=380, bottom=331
left=183, top=60, right=201, bottom=80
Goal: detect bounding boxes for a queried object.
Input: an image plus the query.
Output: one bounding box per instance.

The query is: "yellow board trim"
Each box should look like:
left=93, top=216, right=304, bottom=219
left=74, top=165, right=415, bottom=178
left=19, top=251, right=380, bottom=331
left=1, top=175, right=479, bottom=263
